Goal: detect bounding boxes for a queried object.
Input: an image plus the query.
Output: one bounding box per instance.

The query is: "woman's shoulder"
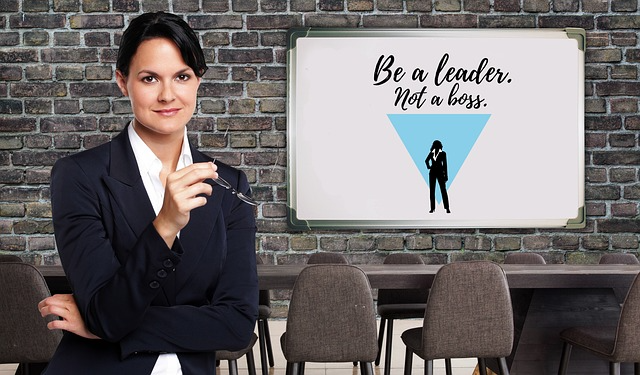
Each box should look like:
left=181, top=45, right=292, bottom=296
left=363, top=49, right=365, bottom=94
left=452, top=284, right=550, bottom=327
left=54, top=141, right=111, bottom=171
left=51, top=137, right=122, bottom=189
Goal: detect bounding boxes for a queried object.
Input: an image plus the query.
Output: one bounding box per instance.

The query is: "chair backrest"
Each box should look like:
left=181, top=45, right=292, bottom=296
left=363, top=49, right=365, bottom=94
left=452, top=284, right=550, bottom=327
left=378, top=253, right=429, bottom=305
left=0, top=254, right=22, bottom=262
left=504, top=252, right=546, bottom=264
left=256, top=255, right=270, bottom=308
left=282, top=264, right=377, bottom=363
left=612, top=272, right=640, bottom=361
left=421, top=261, right=513, bottom=360
left=0, top=262, right=62, bottom=363
left=306, top=252, right=349, bottom=264
left=599, top=253, right=639, bottom=265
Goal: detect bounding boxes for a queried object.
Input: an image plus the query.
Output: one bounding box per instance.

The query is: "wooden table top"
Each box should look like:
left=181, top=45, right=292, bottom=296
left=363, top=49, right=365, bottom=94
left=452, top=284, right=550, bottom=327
left=39, top=263, right=640, bottom=290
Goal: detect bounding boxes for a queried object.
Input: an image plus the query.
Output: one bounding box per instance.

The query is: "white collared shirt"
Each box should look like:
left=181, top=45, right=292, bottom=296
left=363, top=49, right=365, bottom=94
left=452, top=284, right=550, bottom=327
left=128, top=122, right=192, bottom=375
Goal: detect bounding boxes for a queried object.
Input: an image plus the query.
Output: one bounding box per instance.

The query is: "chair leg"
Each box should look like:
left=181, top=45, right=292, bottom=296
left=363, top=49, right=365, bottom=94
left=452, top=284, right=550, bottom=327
left=16, top=364, right=27, bottom=375
left=262, top=318, right=275, bottom=367
left=478, top=358, right=487, bottom=375
left=404, top=347, right=413, bottom=375
left=610, top=362, right=621, bottom=375
left=361, top=361, right=374, bottom=375
left=257, top=320, right=269, bottom=375
left=635, top=362, right=640, bottom=375
left=445, top=358, right=452, bottom=375
left=558, top=342, right=572, bottom=375
left=376, top=317, right=387, bottom=366
left=227, top=359, right=238, bottom=375
left=384, top=319, right=394, bottom=375
left=425, top=360, right=434, bottom=375
left=287, top=362, right=303, bottom=375
left=498, top=357, right=509, bottom=375
left=246, top=348, right=257, bottom=375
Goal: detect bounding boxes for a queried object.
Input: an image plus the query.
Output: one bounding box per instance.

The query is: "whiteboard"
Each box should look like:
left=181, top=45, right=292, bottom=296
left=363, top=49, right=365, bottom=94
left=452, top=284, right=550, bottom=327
left=286, top=28, right=585, bottom=229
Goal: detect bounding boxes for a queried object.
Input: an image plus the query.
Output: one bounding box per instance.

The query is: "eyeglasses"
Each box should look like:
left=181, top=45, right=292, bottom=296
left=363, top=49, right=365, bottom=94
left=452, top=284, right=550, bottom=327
left=211, top=175, right=257, bottom=206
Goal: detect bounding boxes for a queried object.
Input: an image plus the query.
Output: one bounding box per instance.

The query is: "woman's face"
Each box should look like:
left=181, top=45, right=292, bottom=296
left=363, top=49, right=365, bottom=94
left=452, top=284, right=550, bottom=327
left=116, top=37, right=201, bottom=142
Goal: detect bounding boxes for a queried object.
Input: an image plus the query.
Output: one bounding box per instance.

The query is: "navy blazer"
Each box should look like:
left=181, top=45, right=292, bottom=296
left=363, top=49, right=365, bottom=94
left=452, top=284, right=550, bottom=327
left=44, top=126, right=258, bottom=375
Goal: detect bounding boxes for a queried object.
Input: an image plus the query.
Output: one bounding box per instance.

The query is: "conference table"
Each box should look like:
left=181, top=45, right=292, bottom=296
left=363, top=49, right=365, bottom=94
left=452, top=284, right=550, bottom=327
left=39, top=263, right=640, bottom=375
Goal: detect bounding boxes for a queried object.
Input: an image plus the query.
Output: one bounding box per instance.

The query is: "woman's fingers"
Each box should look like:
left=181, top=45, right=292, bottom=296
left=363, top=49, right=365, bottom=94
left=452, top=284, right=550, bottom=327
left=39, top=294, right=100, bottom=339
left=168, top=161, right=217, bottom=186
left=165, top=162, right=218, bottom=208
left=39, top=294, right=73, bottom=317
left=154, top=162, right=219, bottom=246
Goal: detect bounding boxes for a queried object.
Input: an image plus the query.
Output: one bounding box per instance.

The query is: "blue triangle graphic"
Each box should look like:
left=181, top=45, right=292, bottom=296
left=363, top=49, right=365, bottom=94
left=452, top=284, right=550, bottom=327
left=388, top=114, right=490, bottom=204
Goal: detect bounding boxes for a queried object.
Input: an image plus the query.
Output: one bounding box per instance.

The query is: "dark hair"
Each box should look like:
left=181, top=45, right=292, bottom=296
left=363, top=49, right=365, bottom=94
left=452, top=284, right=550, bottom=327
left=116, top=12, right=208, bottom=77
left=430, top=140, right=443, bottom=152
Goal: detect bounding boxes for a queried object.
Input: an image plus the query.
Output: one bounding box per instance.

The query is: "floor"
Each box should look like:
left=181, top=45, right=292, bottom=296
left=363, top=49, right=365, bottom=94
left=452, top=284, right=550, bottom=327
left=0, top=319, right=479, bottom=375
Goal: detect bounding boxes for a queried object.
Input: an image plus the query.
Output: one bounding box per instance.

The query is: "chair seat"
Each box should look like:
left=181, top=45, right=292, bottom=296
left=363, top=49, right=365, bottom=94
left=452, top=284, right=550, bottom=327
left=560, top=326, right=616, bottom=359
left=378, top=303, right=426, bottom=319
left=401, top=327, right=423, bottom=356
left=217, top=333, right=258, bottom=361
left=280, top=331, right=376, bottom=363
left=258, top=305, right=271, bottom=319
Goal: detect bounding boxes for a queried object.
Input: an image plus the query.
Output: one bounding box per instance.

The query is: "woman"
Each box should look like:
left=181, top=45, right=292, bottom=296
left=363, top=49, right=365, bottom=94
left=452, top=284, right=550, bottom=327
left=425, top=139, right=450, bottom=213
left=38, top=12, right=258, bottom=375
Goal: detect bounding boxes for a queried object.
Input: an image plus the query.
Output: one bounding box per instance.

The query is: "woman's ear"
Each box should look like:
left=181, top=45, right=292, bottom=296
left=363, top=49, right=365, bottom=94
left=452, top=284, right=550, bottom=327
left=115, top=70, right=128, bottom=97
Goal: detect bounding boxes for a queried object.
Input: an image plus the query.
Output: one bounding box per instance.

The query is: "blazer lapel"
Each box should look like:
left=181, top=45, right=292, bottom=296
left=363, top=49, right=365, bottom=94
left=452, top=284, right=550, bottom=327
left=103, top=129, right=156, bottom=246
left=102, top=128, right=174, bottom=306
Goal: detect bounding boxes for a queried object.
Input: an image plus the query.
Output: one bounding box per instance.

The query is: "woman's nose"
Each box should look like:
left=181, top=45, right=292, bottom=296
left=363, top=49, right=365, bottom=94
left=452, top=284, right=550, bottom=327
left=158, top=83, right=175, bottom=102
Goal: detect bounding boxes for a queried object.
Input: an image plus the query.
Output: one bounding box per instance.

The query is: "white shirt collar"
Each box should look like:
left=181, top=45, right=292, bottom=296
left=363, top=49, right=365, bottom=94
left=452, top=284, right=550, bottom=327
left=128, top=122, right=193, bottom=176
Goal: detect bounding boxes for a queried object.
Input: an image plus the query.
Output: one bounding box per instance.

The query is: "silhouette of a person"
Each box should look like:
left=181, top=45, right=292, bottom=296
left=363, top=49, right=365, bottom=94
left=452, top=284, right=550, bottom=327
left=425, top=140, right=450, bottom=213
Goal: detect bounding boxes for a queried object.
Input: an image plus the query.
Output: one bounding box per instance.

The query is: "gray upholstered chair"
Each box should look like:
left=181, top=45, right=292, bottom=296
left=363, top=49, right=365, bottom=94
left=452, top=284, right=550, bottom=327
left=600, top=253, right=639, bottom=304
left=0, top=254, right=22, bottom=262
left=376, top=253, right=429, bottom=375
left=306, top=252, right=349, bottom=264
left=280, top=264, right=378, bottom=375
left=255, top=255, right=273, bottom=375
left=216, top=333, right=259, bottom=375
left=504, top=252, right=546, bottom=264
left=401, top=261, right=514, bottom=375
left=558, top=271, right=640, bottom=375
left=599, top=253, right=639, bottom=265
left=0, top=262, right=62, bottom=373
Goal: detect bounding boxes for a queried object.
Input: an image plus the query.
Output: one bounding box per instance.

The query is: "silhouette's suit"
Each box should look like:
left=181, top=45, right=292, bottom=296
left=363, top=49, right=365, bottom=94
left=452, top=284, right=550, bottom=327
left=425, top=150, right=450, bottom=212
left=44, top=126, right=258, bottom=375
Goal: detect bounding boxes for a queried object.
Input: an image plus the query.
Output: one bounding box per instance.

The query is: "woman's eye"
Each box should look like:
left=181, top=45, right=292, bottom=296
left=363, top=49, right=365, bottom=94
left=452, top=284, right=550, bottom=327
left=176, top=74, right=191, bottom=82
left=142, top=76, right=157, bottom=83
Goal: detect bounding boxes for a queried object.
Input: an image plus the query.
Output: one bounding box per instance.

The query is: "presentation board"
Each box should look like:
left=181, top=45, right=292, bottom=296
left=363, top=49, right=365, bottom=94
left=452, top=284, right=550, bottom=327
left=286, top=28, right=585, bottom=229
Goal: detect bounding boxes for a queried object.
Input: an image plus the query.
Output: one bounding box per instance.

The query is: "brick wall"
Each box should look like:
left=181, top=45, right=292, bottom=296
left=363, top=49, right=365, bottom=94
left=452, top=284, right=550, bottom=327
left=1, top=1, right=639, bottom=273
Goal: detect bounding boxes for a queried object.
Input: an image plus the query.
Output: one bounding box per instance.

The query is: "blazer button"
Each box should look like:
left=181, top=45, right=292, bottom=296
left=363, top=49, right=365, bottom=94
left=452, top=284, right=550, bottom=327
left=157, top=269, right=168, bottom=278
left=163, top=259, right=174, bottom=268
left=149, top=281, right=160, bottom=289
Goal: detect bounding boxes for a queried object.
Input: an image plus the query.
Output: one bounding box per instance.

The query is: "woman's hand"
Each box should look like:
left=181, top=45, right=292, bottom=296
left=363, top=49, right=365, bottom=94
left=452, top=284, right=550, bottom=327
left=38, top=294, right=100, bottom=339
left=153, top=161, right=217, bottom=247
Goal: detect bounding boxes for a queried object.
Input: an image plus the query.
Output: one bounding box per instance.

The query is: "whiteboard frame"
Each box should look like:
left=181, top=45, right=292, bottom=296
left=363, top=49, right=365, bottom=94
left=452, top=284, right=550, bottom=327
left=286, top=28, right=585, bottom=230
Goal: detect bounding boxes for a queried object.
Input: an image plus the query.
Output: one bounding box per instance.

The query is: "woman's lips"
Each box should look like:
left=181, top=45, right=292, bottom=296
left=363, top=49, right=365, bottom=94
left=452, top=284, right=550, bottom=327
left=155, top=108, right=181, bottom=116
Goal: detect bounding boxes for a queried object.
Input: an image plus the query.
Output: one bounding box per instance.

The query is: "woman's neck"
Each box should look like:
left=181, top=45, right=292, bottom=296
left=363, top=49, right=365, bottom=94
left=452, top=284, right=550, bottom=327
left=132, top=120, right=183, bottom=170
